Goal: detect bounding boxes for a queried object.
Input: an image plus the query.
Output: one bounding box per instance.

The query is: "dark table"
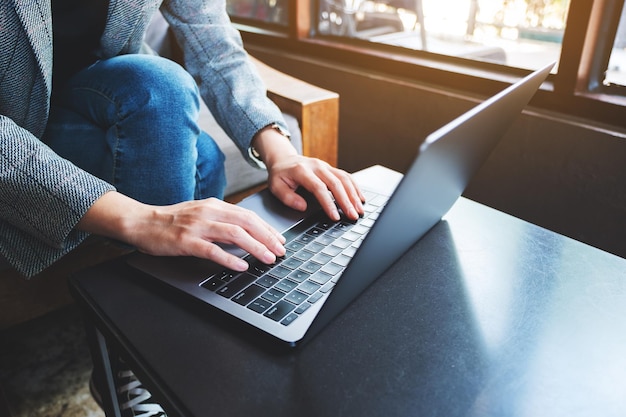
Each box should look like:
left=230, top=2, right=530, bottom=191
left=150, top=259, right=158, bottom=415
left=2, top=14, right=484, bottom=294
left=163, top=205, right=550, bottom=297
left=70, top=197, right=626, bottom=417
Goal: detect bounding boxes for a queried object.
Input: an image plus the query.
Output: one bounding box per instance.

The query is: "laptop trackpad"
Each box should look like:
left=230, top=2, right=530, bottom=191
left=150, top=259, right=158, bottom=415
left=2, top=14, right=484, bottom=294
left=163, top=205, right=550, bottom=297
left=237, top=188, right=319, bottom=235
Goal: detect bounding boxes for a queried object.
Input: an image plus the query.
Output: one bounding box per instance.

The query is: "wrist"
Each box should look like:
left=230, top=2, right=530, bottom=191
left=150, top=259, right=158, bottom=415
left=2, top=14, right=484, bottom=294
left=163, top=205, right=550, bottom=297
left=78, top=191, right=151, bottom=244
left=251, top=124, right=297, bottom=169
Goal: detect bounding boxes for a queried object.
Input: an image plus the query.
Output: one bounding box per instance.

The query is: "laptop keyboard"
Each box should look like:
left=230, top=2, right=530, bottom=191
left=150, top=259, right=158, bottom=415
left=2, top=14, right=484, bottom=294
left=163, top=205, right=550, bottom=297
left=199, top=190, right=388, bottom=326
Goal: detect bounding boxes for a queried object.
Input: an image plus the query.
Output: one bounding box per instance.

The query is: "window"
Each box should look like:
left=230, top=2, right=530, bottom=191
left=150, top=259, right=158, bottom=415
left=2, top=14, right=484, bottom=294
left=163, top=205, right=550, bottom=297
left=606, top=5, right=626, bottom=86
left=318, top=0, right=570, bottom=70
left=228, top=0, right=626, bottom=123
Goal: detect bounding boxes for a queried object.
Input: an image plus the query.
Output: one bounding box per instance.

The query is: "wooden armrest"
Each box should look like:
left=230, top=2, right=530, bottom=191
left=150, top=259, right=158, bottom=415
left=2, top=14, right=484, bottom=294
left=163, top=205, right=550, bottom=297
left=250, top=56, right=339, bottom=167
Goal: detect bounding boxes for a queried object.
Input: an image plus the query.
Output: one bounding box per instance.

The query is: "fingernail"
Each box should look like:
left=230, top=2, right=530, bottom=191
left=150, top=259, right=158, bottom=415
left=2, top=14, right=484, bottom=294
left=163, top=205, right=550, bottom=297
left=234, top=259, right=248, bottom=271
left=263, top=250, right=276, bottom=264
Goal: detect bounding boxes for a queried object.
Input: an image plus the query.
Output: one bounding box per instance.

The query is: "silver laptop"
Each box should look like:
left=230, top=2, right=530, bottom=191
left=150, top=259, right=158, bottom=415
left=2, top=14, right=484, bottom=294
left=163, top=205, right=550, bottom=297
left=128, top=62, right=554, bottom=347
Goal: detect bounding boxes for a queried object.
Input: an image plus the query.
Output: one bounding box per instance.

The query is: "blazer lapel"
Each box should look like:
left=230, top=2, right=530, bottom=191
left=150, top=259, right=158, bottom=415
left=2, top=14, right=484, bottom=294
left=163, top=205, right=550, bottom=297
left=13, top=0, right=53, bottom=102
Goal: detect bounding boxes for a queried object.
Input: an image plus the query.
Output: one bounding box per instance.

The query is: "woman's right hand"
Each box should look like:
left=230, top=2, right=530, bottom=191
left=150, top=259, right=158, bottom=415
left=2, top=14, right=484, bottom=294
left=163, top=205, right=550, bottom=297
left=78, top=191, right=286, bottom=271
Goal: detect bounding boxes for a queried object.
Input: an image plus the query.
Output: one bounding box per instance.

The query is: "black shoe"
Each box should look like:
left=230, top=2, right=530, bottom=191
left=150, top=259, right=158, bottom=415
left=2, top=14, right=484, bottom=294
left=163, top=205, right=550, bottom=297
left=90, top=358, right=167, bottom=417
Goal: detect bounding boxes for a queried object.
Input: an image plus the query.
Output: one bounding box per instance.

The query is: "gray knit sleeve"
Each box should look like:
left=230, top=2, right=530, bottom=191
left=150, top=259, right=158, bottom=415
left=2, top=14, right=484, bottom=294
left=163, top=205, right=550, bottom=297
left=0, top=116, right=115, bottom=277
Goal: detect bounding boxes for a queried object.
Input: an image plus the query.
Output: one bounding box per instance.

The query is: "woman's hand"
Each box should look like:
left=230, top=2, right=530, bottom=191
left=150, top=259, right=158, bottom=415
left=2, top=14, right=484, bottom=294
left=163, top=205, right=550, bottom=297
left=252, top=126, right=365, bottom=221
left=267, top=154, right=364, bottom=221
left=78, top=192, right=286, bottom=271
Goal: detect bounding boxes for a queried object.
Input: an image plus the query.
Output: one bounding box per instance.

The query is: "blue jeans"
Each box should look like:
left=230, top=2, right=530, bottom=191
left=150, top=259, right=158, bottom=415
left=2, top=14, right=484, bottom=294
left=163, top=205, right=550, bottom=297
left=44, top=54, right=226, bottom=205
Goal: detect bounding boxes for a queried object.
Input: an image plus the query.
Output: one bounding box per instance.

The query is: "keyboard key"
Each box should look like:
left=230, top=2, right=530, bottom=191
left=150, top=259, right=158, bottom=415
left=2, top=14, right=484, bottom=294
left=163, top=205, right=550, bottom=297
left=281, top=313, right=299, bottom=326
left=262, top=288, right=286, bottom=303
left=248, top=298, right=273, bottom=313
left=334, top=221, right=354, bottom=232
left=333, top=254, right=352, bottom=267
left=342, top=246, right=357, bottom=257
left=282, top=257, right=304, bottom=270
left=296, top=233, right=315, bottom=244
left=295, top=303, right=311, bottom=314
left=256, top=275, right=279, bottom=288
left=342, top=231, right=362, bottom=242
left=285, top=290, right=308, bottom=305
left=275, top=279, right=298, bottom=293
left=311, top=253, right=332, bottom=265
left=309, top=272, right=333, bottom=285
left=268, top=265, right=291, bottom=279
left=321, top=245, right=342, bottom=257
left=233, top=284, right=265, bottom=306
left=326, top=229, right=344, bottom=239
left=308, top=292, right=325, bottom=304
left=306, top=242, right=326, bottom=253
left=320, top=282, right=335, bottom=293
left=287, top=270, right=310, bottom=283
left=201, top=270, right=240, bottom=291
left=333, top=238, right=351, bottom=249
left=321, top=263, right=343, bottom=276
left=217, top=270, right=239, bottom=282
left=298, top=281, right=321, bottom=295
left=216, top=273, right=256, bottom=298
left=201, top=276, right=228, bottom=291
left=264, top=300, right=296, bottom=321
left=306, top=227, right=325, bottom=237
left=351, top=224, right=370, bottom=235
left=285, top=241, right=305, bottom=252
left=293, top=250, right=315, bottom=262
left=301, top=261, right=322, bottom=274
left=317, top=219, right=334, bottom=230
left=360, top=218, right=375, bottom=228
left=247, top=260, right=271, bottom=277
left=315, top=235, right=335, bottom=246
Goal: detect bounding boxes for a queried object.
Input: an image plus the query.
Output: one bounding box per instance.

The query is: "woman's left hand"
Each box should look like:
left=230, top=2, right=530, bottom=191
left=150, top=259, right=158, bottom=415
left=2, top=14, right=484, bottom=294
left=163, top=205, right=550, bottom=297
left=267, top=154, right=365, bottom=221
left=251, top=126, right=365, bottom=221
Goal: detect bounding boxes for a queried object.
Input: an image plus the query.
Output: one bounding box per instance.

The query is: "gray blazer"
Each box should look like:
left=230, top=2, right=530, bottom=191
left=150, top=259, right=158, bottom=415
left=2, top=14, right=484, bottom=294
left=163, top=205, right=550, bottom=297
left=0, top=0, right=286, bottom=277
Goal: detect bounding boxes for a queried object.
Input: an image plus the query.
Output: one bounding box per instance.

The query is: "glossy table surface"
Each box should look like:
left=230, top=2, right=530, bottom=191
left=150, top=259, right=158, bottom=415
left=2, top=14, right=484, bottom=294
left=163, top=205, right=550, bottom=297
left=70, top=196, right=626, bottom=417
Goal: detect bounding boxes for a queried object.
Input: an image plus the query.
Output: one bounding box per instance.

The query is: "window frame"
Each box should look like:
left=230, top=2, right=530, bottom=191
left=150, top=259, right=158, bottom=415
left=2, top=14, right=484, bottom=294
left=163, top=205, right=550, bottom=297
left=231, top=0, right=626, bottom=127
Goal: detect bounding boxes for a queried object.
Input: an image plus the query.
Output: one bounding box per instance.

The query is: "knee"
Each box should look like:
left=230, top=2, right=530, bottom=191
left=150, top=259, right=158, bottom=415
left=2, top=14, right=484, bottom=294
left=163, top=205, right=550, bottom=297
left=110, top=55, right=201, bottom=118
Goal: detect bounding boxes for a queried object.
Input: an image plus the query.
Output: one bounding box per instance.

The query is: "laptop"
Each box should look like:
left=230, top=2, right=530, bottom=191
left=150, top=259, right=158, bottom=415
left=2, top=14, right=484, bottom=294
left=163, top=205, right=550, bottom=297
left=128, top=62, right=554, bottom=347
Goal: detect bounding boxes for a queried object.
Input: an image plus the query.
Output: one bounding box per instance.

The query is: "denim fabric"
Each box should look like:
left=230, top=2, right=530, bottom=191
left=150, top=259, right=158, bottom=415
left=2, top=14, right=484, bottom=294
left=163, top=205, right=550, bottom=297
left=44, top=55, right=226, bottom=205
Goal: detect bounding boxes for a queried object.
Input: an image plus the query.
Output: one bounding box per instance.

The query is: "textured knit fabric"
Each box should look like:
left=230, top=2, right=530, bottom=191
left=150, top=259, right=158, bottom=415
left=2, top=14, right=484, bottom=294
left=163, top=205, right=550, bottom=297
left=0, top=0, right=288, bottom=277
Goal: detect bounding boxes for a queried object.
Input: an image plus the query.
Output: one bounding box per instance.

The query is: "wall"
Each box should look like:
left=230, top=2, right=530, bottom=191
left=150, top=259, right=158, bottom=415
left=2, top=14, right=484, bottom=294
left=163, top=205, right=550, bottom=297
left=248, top=46, right=626, bottom=259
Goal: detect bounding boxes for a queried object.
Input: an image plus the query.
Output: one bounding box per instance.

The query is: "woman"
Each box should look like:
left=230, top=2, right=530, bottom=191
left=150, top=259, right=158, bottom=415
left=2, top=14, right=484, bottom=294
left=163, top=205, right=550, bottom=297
left=0, top=0, right=364, bottom=278
left=1, top=1, right=364, bottom=415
